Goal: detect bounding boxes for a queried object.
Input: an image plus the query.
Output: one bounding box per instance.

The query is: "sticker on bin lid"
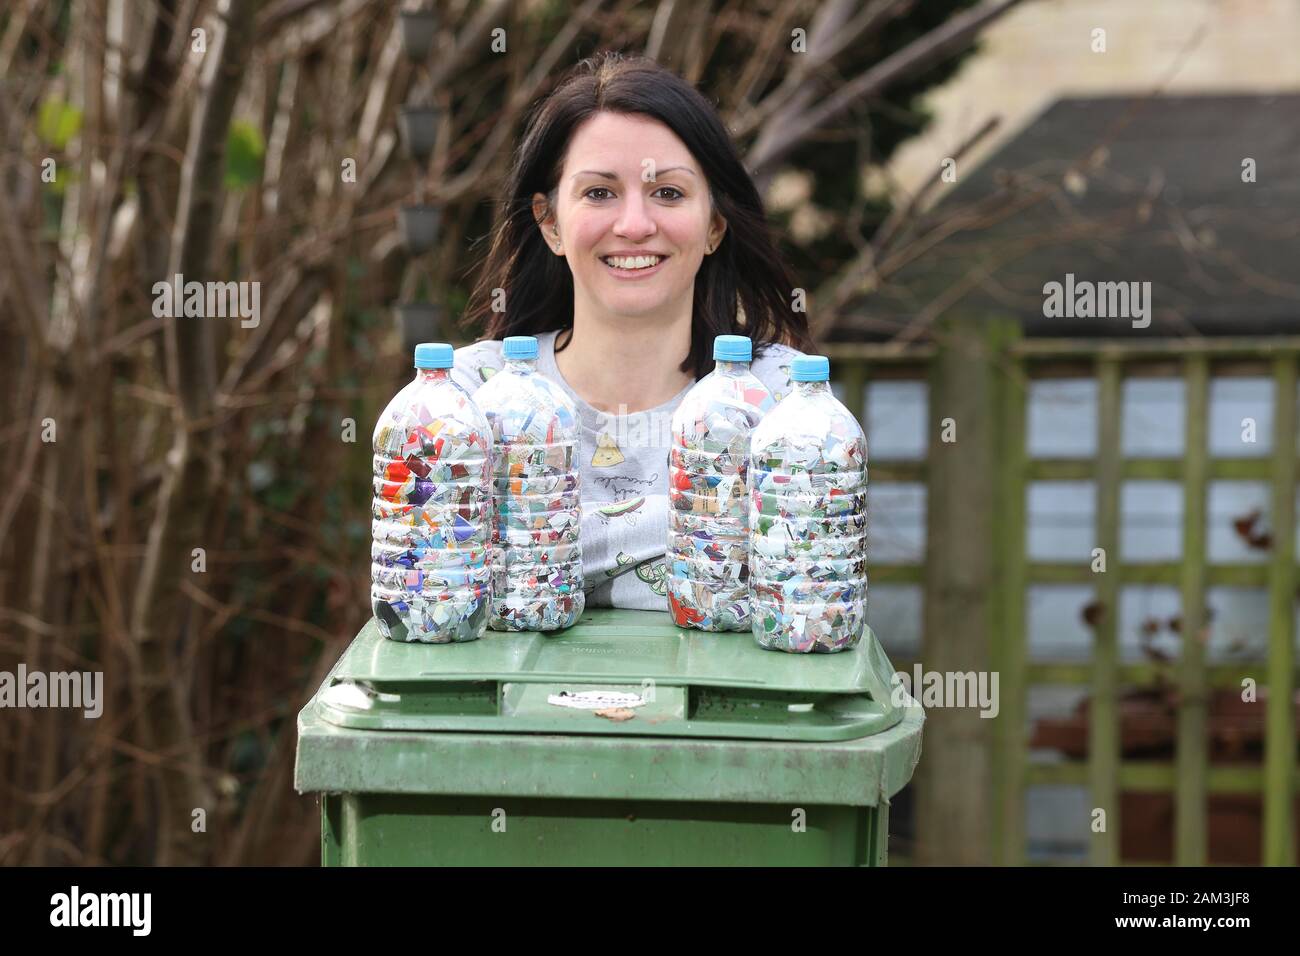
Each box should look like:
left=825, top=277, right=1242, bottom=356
left=320, top=680, right=376, bottom=710
left=547, top=689, right=648, bottom=710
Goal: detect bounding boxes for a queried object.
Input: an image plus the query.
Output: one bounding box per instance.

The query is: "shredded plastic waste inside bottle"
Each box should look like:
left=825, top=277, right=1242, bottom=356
left=667, top=335, right=775, bottom=631
left=370, top=342, right=492, bottom=643
left=475, top=336, right=584, bottom=631
left=748, top=355, right=868, bottom=653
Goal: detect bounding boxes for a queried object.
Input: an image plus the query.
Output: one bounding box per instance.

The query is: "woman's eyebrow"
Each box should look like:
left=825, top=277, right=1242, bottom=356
left=572, top=166, right=697, bottom=181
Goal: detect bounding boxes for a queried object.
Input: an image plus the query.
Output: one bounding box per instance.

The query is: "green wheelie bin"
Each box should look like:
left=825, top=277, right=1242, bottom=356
left=295, top=608, right=923, bottom=865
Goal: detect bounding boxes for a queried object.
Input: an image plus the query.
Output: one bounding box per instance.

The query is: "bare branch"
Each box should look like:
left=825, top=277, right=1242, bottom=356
left=733, top=0, right=911, bottom=139
left=164, top=0, right=258, bottom=421
left=747, top=0, right=1024, bottom=176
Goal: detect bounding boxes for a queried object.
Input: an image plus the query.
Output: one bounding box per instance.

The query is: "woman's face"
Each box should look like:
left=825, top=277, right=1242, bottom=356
left=533, top=111, right=726, bottom=321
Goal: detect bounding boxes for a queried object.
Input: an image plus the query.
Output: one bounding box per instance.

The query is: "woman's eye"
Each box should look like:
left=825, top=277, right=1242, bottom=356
left=583, top=186, right=684, bottom=201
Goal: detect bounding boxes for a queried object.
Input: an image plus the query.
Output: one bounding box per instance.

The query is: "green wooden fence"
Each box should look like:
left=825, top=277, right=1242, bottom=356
left=825, top=323, right=1298, bottom=866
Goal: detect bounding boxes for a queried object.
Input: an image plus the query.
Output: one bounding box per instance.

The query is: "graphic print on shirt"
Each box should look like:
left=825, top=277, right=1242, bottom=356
left=606, top=551, right=642, bottom=579
left=634, top=558, right=668, bottom=596
left=606, top=552, right=669, bottom=596
left=595, top=496, right=644, bottom=527
left=591, top=432, right=625, bottom=467
left=607, top=551, right=633, bottom=578
left=774, top=363, right=793, bottom=403
left=590, top=471, right=658, bottom=499
left=478, top=365, right=498, bottom=382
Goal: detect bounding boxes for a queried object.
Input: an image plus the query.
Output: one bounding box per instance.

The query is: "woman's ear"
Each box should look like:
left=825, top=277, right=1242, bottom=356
left=532, top=192, right=562, bottom=254
left=706, top=211, right=727, bottom=254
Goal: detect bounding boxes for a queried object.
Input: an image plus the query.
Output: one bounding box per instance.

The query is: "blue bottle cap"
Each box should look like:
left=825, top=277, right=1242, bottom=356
left=713, top=334, right=752, bottom=362
left=414, top=342, right=454, bottom=369
left=503, top=335, right=539, bottom=360
left=790, top=355, right=830, bottom=382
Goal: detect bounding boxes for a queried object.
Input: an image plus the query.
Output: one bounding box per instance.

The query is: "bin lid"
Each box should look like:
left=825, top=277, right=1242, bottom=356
left=310, top=608, right=909, bottom=742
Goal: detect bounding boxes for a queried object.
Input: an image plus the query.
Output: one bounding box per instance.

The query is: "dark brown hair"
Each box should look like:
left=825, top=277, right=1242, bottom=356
left=459, top=51, right=814, bottom=380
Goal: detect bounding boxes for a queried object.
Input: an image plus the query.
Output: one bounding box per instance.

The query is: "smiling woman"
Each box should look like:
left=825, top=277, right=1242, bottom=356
left=462, top=51, right=812, bottom=382
left=538, top=111, right=716, bottom=412
left=454, top=52, right=814, bottom=610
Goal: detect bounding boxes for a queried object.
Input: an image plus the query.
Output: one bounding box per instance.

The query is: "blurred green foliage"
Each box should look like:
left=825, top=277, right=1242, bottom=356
left=225, top=120, right=266, bottom=189
left=36, top=95, right=82, bottom=149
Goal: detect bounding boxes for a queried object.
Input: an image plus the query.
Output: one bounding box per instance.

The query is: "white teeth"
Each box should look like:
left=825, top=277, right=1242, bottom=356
left=602, top=255, right=661, bottom=270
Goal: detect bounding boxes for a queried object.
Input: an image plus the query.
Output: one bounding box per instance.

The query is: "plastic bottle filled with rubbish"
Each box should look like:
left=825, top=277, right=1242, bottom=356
left=474, top=335, right=584, bottom=631
left=748, top=355, right=867, bottom=653
left=370, top=342, right=492, bottom=643
left=667, top=334, right=775, bottom=631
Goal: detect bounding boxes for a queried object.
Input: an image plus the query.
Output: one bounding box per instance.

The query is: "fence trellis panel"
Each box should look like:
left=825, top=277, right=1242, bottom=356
left=825, top=330, right=1298, bottom=866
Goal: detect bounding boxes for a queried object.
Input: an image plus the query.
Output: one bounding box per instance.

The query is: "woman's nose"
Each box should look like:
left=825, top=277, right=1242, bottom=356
left=613, top=193, right=656, bottom=239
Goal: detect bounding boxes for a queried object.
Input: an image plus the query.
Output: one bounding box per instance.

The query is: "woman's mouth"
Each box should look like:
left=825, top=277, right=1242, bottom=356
left=600, top=254, right=668, bottom=278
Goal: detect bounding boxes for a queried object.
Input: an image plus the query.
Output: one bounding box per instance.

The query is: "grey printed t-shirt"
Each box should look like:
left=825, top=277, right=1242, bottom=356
left=452, top=330, right=804, bottom=611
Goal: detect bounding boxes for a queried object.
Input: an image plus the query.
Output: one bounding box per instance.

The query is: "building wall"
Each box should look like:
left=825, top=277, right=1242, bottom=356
left=884, top=0, right=1300, bottom=202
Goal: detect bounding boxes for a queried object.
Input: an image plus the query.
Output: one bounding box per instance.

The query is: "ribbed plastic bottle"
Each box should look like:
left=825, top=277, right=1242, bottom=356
left=370, top=342, right=492, bottom=643
left=748, top=355, right=868, bottom=653
left=474, top=335, right=584, bottom=631
left=667, top=334, right=775, bottom=631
